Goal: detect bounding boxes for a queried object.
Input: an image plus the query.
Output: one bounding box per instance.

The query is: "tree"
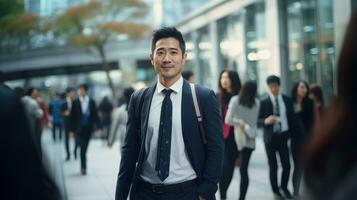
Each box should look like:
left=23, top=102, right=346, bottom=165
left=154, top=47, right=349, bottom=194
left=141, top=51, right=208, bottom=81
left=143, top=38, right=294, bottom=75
left=52, top=0, right=150, bottom=99
left=0, top=0, right=42, bottom=53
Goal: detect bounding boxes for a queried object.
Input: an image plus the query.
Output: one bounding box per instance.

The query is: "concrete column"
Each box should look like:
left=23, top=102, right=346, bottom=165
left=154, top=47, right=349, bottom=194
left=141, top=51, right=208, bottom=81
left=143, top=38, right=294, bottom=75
left=209, top=21, right=221, bottom=91
left=192, top=31, right=202, bottom=84
left=272, top=0, right=291, bottom=94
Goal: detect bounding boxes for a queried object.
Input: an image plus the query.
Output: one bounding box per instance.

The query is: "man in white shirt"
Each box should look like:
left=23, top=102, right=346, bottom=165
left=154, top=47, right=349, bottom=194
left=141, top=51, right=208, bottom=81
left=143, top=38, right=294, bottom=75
left=115, top=27, right=224, bottom=200
left=70, top=84, right=99, bottom=175
left=257, top=75, right=297, bottom=200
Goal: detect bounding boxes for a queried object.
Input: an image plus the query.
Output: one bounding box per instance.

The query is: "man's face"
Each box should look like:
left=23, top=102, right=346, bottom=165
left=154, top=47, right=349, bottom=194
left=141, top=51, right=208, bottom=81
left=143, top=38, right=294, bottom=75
left=68, top=91, right=75, bottom=99
left=77, top=87, right=86, bottom=97
left=268, top=83, right=280, bottom=96
left=150, top=37, right=187, bottom=82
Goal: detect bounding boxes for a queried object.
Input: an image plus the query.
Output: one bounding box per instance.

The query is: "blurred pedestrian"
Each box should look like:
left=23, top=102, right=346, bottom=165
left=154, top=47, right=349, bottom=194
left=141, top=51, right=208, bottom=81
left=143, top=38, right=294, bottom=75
left=182, top=70, right=194, bottom=83
left=217, top=69, right=241, bottom=200
left=225, top=81, right=260, bottom=200
left=257, top=75, right=297, bottom=200
left=115, top=27, right=224, bottom=200
left=70, top=84, right=99, bottom=175
left=22, top=87, right=44, bottom=154
left=98, top=96, right=113, bottom=144
left=309, top=84, right=324, bottom=127
left=49, top=92, right=63, bottom=142
left=0, top=89, right=60, bottom=200
left=61, top=87, right=77, bottom=161
left=37, top=95, right=51, bottom=134
left=108, top=87, right=134, bottom=148
left=304, top=11, right=357, bottom=200
left=290, top=80, right=314, bottom=197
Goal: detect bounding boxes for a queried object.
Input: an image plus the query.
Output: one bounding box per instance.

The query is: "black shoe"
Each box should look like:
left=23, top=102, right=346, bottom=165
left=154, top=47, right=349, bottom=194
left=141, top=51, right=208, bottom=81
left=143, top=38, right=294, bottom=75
left=81, top=169, right=86, bottom=175
left=281, top=188, right=293, bottom=199
left=273, top=192, right=284, bottom=200
left=65, top=156, right=70, bottom=161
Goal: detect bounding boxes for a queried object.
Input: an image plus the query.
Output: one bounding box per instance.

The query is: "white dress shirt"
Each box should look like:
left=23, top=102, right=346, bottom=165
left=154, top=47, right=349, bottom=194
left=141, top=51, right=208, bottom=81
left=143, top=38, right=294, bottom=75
left=141, top=76, right=197, bottom=184
left=79, top=95, right=90, bottom=114
left=269, top=93, right=289, bottom=133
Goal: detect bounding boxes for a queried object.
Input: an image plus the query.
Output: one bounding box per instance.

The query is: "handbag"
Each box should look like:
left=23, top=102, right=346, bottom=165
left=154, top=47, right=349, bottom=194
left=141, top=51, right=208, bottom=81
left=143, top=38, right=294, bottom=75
left=234, top=125, right=246, bottom=151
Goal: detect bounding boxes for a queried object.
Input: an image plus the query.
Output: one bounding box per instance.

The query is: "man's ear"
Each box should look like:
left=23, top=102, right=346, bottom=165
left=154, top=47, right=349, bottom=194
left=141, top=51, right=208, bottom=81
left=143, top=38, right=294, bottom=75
left=182, top=52, right=187, bottom=64
left=150, top=53, right=154, bottom=65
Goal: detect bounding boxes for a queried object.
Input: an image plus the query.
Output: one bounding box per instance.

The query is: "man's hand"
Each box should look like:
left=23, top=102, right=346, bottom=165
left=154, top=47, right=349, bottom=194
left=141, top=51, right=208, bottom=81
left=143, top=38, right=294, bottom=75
left=63, top=110, right=70, bottom=116
left=69, top=132, right=75, bottom=138
left=199, top=195, right=206, bottom=200
left=264, top=115, right=277, bottom=125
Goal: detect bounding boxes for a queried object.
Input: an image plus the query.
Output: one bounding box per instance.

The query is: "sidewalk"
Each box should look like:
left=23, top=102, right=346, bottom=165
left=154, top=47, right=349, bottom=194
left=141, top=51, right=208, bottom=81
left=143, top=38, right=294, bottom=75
left=42, top=130, right=286, bottom=200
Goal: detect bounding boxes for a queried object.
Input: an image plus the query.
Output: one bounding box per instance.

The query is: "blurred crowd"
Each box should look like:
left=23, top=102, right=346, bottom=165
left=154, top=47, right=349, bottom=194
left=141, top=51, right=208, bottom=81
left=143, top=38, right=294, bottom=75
left=1, top=10, right=357, bottom=200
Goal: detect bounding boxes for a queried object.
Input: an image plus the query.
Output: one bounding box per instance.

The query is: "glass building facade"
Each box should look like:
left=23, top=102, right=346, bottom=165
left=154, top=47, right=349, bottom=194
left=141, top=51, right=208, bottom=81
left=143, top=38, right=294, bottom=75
left=176, top=0, right=356, bottom=100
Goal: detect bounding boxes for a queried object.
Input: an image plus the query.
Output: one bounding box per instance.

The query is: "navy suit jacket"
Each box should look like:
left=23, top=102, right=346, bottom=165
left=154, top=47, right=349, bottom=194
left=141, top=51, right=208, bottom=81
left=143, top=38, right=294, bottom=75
left=257, top=94, right=297, bottom=144
left=115, top=80, right=224, bottom=200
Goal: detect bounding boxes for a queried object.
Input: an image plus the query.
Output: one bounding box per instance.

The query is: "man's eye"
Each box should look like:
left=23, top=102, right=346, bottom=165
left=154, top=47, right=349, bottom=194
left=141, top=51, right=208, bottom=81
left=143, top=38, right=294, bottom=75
left=171, top=51, right=178, bottom=54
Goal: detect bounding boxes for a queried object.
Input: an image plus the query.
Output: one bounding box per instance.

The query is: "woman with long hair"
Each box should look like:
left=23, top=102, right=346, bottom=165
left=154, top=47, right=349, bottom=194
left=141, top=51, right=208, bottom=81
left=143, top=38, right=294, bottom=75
left=290, top=80, right=314, bottom=197
left=225, top=81, right=260, bottom=200
left=304, top=11, right=357, bottom=200
left=217, top=69, right=241, bottom=199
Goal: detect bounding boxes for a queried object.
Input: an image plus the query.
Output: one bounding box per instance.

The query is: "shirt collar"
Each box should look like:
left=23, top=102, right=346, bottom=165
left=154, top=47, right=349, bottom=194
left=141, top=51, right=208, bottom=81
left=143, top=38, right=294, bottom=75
left=269, top=93, right=281, bottom=102
left=80, top=95, right=89, bottom=102
left=156, top=76, right=183, bottom=94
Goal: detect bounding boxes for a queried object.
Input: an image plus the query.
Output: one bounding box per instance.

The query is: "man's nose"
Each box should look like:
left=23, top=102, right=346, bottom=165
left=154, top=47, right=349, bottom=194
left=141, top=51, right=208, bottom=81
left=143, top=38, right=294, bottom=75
left=163, top=53, right=171, bottom=63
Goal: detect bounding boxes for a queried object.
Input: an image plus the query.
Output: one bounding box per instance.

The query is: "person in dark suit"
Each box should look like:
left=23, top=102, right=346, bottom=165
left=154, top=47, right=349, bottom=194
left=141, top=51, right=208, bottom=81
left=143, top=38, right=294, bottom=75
left=290, top=80, right=314, bottom=197
left=257, top=75, right=296, bottom=200
left=115, top=27, right=224, bottom=200
left=61, top=87, right=76, bottom=161
left=70, top=84, right=99, bottom=175
left=0, top=89, right=60, bottom=200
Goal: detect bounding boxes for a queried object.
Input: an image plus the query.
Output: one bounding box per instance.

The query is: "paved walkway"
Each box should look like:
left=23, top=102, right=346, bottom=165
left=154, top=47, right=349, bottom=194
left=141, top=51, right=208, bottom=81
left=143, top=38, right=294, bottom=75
left=42, top=129, right=290, bottom=200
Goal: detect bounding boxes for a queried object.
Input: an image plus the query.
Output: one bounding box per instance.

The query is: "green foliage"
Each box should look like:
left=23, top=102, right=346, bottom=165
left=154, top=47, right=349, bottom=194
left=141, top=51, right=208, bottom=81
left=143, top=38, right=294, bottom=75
left=53, top=0, right=151, bottom=47
left=0, top=0, right=42, bottom=53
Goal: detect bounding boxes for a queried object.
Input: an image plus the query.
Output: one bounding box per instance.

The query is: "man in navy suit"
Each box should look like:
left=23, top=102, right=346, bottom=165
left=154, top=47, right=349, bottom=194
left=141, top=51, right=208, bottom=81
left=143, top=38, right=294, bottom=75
left=115, top=27, right=224, bottom=200
left=258, top=75, right=296, bottom=200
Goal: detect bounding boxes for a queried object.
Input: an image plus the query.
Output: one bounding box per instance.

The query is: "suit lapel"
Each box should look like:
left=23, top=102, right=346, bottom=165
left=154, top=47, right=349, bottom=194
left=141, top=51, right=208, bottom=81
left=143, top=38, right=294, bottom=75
left=141, top=84, right=156, bottom=143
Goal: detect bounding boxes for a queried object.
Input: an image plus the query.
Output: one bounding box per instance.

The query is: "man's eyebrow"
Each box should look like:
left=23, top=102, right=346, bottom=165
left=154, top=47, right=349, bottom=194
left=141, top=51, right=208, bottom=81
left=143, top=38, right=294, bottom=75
left=156, top=47, right=179, bottom=51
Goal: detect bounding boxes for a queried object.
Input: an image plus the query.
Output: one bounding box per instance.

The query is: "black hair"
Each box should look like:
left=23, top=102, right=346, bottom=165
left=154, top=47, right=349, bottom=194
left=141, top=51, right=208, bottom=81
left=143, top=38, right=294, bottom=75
left=151, top=27, right=186, bottom=53
left=26, top=87, right=37, bottom=96
left=182, top=71, right=193, bottom=81
left=239, top=81, right=257, bottom=109
left=218, top=69, right=242, bottom=111
left=266, top=75, right=280, bottom=85
left=123, top=87, right=135, bottom=110
left=77, top=84, right=88, bottom=91
left=292, top=80, right=310, bottom=103
left=66, top=87, right=74, bottom=94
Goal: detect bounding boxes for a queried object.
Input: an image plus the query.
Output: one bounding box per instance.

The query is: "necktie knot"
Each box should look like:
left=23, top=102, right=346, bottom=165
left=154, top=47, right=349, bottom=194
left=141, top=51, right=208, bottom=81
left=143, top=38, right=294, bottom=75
left=162, top=89, right=173, bottom=97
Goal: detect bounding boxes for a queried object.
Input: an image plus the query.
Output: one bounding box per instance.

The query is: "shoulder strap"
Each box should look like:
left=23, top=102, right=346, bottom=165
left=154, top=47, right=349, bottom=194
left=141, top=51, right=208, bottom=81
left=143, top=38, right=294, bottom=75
left=189, top=83, right=207, bottom=144
left=135, top=87, right=149, bottom=121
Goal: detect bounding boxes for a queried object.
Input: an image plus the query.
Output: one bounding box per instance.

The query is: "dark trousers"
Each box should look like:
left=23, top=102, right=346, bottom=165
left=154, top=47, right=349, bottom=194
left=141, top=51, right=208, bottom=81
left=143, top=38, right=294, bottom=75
left=219, top=129, right=239, bottom=199
left=239, top=148, right=253, bottom=200
left=52, top=124, right=62, bottom=141
left=291, top=134, right=304, bottom=195
left=64, top=128, right=71, bottom=159
left=79, top=126, right=91, bottom=170
left=135, top=179, right=198, bottom=200
left=264, top=133, right=291, bottom=193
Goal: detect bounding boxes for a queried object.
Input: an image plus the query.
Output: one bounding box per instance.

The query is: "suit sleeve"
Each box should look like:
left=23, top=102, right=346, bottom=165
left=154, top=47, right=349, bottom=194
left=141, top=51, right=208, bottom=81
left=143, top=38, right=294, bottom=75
left=197, top=89, right=224, bottom=199
left=257, top=100, right=266, bottom=128
left=115, top=92, right=141, bottom=200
